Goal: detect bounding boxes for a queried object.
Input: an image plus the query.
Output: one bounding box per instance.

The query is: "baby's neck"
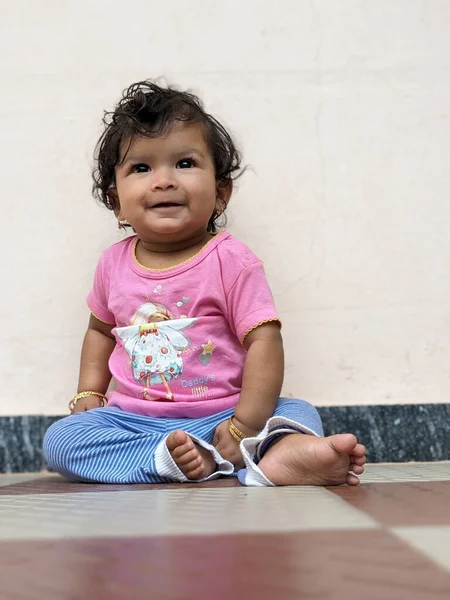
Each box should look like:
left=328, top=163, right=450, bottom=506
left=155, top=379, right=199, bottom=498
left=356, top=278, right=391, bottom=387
left=135, top=231, right=215, bottom=270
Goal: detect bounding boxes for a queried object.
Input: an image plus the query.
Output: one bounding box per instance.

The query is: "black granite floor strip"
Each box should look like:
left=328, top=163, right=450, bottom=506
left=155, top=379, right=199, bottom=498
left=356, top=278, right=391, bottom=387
left=319, top=404, right=450, bottom=462
left=0, top=417, right=59, bottom=473
left=0, top=405, right=449, bottom=472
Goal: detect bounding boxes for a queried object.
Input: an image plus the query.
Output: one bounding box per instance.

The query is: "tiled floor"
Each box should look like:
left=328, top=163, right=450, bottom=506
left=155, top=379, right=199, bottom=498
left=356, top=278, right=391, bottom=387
left=0, top=463, right=450, bottom=599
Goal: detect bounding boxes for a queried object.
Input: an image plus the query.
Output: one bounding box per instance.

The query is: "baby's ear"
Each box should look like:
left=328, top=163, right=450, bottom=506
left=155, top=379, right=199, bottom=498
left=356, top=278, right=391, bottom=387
left=216, top=179, right=233, bottom=211
left=107, top=187, right=121, bottom=217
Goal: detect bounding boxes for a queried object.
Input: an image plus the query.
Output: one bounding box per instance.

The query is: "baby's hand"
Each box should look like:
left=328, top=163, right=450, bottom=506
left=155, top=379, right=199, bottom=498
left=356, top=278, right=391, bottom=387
left=213, top=419, right=245, bottom=469
left=71, top=396, right=103, bottom=414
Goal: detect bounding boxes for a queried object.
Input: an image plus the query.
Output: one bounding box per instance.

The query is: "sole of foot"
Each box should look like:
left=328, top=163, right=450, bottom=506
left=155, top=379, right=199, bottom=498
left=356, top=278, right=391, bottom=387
left=166, top=430, right=216, bottom=481
left=258, top=432, right=366, bottom=486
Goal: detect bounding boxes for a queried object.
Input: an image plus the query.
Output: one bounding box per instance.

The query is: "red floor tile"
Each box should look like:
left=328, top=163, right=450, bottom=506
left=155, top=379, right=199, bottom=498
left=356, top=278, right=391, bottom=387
left=330, top=481, right=450, bottom=526
left=0, top=476, right=240, bottom=495
left=0, top=530, right=449, bottom=600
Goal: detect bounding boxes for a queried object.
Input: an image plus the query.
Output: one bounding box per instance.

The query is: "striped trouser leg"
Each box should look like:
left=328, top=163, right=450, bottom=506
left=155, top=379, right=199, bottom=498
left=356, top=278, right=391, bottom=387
left=43, top=407, right=234, bottom=484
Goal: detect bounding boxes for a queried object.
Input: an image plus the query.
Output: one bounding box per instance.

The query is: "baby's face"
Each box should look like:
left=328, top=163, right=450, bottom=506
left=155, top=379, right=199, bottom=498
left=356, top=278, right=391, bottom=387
left=113, top=122, right=220, bottom=243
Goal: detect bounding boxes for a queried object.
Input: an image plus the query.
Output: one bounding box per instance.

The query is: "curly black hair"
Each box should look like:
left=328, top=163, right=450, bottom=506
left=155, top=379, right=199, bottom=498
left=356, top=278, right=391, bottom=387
left=92, top=80, right=242, bottom=232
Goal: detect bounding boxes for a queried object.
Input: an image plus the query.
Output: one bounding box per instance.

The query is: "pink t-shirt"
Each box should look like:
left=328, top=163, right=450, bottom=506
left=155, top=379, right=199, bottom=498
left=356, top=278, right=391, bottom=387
left=87, top=232, right=280, bottom=418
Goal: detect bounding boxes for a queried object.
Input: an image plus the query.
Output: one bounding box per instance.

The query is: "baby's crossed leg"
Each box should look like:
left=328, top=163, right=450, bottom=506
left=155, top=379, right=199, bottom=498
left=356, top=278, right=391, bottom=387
left=43, top=399, right=365, bottom=486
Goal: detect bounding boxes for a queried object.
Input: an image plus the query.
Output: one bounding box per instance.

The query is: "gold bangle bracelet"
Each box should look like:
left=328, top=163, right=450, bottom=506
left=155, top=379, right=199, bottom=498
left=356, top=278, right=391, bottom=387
left=228, top=418, right=247, bottom=442
left=69, top=391, right=108, bottom=411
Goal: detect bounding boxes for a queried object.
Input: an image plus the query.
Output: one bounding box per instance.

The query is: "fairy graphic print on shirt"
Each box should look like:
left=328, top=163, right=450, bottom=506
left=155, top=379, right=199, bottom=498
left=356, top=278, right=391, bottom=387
left=115, top=302, right=197, bottom=401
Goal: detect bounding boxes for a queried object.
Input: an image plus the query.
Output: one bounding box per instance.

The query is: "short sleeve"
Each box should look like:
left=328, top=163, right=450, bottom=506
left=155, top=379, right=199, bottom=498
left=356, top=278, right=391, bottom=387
left=86, top=252, right=116, bottom=325
left=226, top=262, right=280, bottom=343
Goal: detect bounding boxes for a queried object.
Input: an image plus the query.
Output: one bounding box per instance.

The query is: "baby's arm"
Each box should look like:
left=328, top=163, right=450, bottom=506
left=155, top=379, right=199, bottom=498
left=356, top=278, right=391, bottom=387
left=234, top=322, right=284, bottom=433
left=213, top=322, right=283, bottom=466
left=72, top=314, right=116, bottom=412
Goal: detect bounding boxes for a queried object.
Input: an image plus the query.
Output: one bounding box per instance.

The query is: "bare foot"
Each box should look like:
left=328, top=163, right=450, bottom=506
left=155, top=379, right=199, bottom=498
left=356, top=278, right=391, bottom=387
left=166, top=430, right=216, bottom=480
left=258, top=433, right=366, bottom=486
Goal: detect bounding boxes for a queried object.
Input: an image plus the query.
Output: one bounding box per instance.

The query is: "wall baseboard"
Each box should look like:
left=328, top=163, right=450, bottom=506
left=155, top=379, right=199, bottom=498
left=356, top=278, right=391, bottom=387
left=1, top=404, right=449, bottom=473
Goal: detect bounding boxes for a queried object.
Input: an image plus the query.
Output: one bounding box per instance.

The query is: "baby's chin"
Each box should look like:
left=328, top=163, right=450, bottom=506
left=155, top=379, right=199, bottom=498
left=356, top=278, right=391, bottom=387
left=146, top=217, right=187, bottom=232
left=142, top=221, right=204, bottom=241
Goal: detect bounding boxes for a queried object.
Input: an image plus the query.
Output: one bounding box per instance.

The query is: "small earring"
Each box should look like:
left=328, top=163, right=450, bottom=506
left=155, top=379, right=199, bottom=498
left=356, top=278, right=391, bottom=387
left=117, top=219, right=129, bottom=230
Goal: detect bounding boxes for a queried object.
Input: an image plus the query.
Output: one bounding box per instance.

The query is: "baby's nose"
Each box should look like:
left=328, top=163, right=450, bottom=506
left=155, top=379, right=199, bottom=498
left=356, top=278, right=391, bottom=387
left=151, top=169, right=177, bottom=191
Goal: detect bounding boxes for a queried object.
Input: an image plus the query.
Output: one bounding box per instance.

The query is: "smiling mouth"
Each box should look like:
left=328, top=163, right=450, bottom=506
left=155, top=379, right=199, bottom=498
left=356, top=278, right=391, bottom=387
left=150, top=202, right=183, bottom=209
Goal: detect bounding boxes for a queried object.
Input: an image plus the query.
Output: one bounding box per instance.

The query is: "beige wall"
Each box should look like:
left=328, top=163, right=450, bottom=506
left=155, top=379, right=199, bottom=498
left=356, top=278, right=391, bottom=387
left=1, top=1, right=449, bottom=415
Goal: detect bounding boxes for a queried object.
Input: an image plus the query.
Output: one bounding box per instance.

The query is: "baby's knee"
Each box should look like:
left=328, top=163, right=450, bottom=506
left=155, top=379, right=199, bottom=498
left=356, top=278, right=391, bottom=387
left=42, top=414, right=85, bottom=468
left=274, top=398, right=324, bottom=436
left=276, top=397, right=318, bottom=414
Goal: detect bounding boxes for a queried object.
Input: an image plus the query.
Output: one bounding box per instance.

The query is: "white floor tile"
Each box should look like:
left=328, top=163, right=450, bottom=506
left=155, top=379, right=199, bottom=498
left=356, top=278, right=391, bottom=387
left=391, top=526, right=450, bottom=571
left=361, top=462, right=450, bottom=483
left=0, top=473, right=49, bottom=487
left=0, top=486, right=379, bottom=540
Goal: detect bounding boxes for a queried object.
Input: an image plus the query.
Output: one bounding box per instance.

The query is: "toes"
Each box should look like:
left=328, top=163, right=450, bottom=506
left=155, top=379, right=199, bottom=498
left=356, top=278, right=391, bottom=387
left=352, top=443, right=367, bottom=458
left=184, top=463, right=206, bottom=479
left=351, top=455, right=367, bottom=466
left=166, top=431, right=216, bottom=481
left=172, top=446, right=199, bottom=465
left=328, top=433, right=358, bottom=454
left=166, top=430, right=189, bottom=451
left=184, top=457, right=203, bottom=475
left=166, top=430, right=202, bottom=469
left=346, top=472, right=360, bottom=486
left=350, top=464, right=365, bottom=475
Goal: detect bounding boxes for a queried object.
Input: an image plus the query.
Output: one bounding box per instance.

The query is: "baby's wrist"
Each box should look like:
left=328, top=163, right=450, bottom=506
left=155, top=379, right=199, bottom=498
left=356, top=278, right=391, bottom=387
left=231, top=415, right=261, bottom=437
left=69, top=390, right=107, bottom=412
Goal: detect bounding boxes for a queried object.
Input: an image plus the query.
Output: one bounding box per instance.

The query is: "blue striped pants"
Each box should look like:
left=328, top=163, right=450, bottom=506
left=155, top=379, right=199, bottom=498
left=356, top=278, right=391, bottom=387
left=43, top=398, right=324, bottom=486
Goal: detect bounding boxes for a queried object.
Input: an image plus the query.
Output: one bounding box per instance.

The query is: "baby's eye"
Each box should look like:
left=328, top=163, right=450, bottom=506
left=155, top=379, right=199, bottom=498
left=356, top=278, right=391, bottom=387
left=132, top=163, right=150, bottom=173
left=177, top=158, right=196, bottom=169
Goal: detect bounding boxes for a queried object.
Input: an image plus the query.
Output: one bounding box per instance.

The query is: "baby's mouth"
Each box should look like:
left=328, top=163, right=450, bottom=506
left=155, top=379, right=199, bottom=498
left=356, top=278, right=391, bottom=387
left=150, top=202, right=183, bottom=209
